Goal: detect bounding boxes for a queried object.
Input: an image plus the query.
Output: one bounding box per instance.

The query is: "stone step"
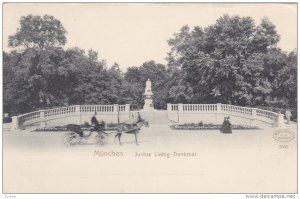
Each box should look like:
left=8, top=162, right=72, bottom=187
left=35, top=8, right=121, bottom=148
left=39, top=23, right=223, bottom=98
left=132, top=110, right=170, bottom=124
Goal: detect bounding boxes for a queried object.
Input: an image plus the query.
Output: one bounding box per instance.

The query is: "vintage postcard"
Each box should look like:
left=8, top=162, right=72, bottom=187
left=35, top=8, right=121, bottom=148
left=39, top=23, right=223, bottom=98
left=2, top=2, right=297, bottom=196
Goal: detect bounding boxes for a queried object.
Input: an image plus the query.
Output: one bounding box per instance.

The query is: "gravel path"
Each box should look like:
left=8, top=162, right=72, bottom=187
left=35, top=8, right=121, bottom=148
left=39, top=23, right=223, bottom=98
left=3, top=124, right=297, bottom=193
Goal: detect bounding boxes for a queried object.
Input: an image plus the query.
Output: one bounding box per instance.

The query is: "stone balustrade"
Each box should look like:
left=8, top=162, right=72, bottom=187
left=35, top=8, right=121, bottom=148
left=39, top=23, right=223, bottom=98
left=167, top=103, right=284, bottom=127
left=10, top=103, right=285, bottom=131
left=11, top=104, right=131, bottom=131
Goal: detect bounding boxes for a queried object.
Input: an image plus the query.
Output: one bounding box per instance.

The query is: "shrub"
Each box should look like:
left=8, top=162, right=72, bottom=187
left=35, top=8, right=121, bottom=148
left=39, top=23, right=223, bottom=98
left=198, top=121, right=203, bottom=127
left=83, top=122, right=90, bottom=128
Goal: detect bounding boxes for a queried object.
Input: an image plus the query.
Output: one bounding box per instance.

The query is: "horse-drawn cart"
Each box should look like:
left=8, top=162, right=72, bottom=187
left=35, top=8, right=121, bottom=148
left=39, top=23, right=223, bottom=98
left=63, top=119, right=149, bottom=147
left=63, top=124, right=107, bottom=147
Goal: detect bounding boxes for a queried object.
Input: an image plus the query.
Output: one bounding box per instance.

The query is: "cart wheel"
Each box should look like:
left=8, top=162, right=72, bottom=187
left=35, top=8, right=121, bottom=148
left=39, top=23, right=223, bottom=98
left=75, top=136, right=81, bottom=143
left=63, top=137, right=72, bottom=147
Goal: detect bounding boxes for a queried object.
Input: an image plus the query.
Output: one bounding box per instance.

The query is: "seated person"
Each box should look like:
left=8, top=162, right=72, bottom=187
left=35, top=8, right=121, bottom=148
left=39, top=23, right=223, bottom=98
left=220, top=116, right=232, bottom=133
left=91, top=113, right=106, bottom=133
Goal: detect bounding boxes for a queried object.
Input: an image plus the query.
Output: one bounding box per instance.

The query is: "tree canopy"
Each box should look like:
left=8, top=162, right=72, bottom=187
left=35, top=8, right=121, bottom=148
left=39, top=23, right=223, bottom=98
left=8, top=15, right=67, bottom=51
left=4, top=15, right=125, bottom=114
left=3, top=14, right=297, bottom=118
left=166, top=15, right=296, bottom=112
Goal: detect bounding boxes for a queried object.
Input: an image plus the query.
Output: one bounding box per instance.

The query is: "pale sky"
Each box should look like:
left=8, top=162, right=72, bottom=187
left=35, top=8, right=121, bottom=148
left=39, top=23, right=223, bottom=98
left=3, top=3, right=297, bottom=71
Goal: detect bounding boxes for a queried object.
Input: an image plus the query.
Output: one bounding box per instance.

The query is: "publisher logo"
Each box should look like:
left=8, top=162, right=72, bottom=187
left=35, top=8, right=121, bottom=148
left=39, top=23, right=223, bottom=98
left=273, top=129, right=295, bottom=142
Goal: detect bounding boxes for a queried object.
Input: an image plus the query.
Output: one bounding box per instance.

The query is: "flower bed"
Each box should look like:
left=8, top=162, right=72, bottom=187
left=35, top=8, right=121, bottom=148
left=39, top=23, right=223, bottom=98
left=33, top=123, right=118, bottom=132
left=170, top=122, right=259, bottom=130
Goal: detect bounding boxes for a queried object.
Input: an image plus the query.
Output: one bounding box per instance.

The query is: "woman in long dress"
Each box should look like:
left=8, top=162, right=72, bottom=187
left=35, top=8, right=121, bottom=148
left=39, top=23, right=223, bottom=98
left=220, top=116, right=232, bottom=133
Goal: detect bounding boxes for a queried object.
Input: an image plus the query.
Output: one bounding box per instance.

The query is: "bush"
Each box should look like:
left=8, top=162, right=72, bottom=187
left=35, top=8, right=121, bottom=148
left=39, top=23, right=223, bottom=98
left=83, top=122, right=90, bottom=128
left=197, top=121, right=203, bottom=127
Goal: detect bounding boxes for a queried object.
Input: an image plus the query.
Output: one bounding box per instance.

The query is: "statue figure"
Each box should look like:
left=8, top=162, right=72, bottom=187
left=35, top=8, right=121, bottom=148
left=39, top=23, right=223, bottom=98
left=145, top=79, right=152, bottom=93
left=143, top=79, right=154, bottom=110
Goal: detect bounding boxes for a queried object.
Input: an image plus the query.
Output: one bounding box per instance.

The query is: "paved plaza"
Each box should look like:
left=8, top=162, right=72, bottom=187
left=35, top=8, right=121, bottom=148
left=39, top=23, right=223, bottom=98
left=3, top=123, right=297, bottom=193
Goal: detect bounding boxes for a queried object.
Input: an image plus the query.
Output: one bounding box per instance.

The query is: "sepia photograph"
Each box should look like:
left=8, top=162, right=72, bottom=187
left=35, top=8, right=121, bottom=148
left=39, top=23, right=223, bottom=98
left=2, top=2, right=298, bottom=197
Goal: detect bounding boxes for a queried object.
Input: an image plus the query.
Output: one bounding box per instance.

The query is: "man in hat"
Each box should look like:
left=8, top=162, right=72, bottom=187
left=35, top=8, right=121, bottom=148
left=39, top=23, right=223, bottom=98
left=90, top=112, right=106, bottom=134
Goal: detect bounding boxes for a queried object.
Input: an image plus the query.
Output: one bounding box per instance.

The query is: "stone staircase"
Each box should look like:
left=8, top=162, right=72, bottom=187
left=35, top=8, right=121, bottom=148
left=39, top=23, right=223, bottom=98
left=132, top=110, right=170, bottom=124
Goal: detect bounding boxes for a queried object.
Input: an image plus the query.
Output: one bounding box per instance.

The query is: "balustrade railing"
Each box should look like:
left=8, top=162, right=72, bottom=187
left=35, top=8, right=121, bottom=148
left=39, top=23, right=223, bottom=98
left=221, top=104, right=252, bottom=116
left=183, top=104, right=217, bottom=112
left=80, top=105, right=114, bottom=113
left=18, top=111, right=41, bottom=125
left=167, top=103, right=284, bottom=126
left=118, top=105, right=126, bottom=112
left=11, top=103, right=284, bottom=131
left=45, top=106, right=76, bottom=118
left=256, top=109, right=278, bottom=121
left=11, top=104, right=130, bottom=130
left=170, top=104, right=178, bottom=111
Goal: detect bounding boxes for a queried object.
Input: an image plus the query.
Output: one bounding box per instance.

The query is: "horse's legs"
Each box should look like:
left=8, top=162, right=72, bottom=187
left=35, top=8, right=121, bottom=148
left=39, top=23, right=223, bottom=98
left=118, top=133, right=122, bottom=145
left=79, top=130, right=84, bottom=137
left=135, top=133, right=139, bottom=146
left=114, top=133, right=118, bottom=143
left=115, top=133, right=122, bottom=145
left=90, top=129, right=94, bottom=135
left=89, top=129, right=95, bottom=137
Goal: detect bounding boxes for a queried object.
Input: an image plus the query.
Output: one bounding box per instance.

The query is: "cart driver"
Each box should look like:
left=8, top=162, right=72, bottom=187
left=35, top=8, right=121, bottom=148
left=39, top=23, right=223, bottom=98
left=91, top=112, right=102, bottom=131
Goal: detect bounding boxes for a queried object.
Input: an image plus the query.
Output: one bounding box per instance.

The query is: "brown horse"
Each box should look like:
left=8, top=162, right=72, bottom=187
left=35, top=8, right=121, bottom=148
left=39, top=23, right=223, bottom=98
left=115, top=119, right=149, bottom=145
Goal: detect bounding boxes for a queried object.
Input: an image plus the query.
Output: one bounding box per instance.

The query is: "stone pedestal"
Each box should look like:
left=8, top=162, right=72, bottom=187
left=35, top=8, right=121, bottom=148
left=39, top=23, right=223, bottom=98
left=143, top=97, right=154, bottom=111
left=277, top=113, right=285, bottom=128
left=11, top=116, right=18, bottom=131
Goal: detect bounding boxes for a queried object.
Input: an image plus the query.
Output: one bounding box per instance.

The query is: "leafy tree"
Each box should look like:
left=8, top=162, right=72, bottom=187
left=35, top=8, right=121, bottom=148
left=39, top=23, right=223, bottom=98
left=276, top=50, right=297, bottom=109
left=3, top=51, right=19, bottom=114
left=167, top=15, right=286, bottom=107
left=8, top=15, right=67, bottom=51
left=3, top=14, right=297, bottom=118
left=4, top=14, right=68, bottom=113
left=4, top=15, right=126, bottom=114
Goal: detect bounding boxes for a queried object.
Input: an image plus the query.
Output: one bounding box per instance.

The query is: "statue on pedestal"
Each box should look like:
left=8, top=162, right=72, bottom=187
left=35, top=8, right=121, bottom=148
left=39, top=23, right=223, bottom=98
left=144, top=79, right=153, bottom=96
left=143, top=79, right=154, bottom=110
